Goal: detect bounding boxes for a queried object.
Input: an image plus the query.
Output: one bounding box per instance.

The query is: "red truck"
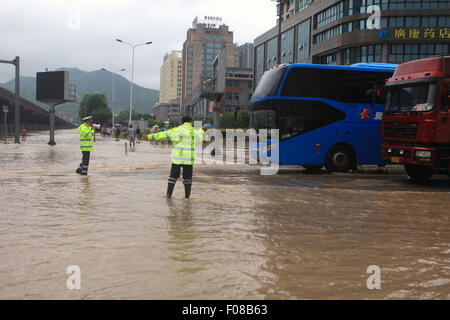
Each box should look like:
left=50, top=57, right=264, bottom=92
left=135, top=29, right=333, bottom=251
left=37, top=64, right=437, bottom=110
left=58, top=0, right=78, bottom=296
left=381, top=55, right=450, bottom=181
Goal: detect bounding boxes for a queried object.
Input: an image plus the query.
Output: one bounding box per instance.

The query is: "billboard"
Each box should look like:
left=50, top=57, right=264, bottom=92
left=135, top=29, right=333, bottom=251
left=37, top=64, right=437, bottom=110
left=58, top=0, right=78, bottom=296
left=36, top=71, right=70, bottom=102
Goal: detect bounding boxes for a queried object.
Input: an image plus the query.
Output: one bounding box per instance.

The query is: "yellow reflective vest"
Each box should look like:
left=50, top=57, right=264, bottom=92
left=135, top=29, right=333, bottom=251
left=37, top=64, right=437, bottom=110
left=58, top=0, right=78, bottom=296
left=148, top=123, right=204, bottom=165
left=78, top=123, right=94, bottom=152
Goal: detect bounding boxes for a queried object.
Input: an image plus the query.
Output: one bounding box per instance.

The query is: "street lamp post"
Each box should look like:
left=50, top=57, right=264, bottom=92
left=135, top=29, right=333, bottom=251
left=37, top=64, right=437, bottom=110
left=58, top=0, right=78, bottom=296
left=115, top=39, right=152, bottom=126
left=0, top=56, right=20, bottom=143
left=102, top=67, right=126, bottom=126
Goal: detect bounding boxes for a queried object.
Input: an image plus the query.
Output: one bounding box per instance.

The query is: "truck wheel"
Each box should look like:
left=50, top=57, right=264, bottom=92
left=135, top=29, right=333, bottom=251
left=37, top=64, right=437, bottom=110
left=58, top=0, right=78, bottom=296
left=325, top=145, right=355, bottom=173
left=404, top=164, right=433, bottom=181
left=303, top=165, right=323, bottom=174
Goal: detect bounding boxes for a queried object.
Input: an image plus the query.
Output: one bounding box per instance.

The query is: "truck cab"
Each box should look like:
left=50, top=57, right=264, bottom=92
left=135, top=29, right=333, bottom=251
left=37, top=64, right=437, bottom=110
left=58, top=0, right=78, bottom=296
left=381, top=55, right=450, bottom=181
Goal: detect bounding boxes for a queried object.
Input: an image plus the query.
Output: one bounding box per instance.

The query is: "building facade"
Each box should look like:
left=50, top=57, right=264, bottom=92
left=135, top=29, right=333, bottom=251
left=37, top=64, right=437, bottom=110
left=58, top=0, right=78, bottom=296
left=212, top=54, right=253, bottom=114
left=181, top=17, right=239, bottom=117
left=254, top=0, right=450, bottom=86
left=159, top=50, right=182, bottom=104
left=152, top=99, right=181, bottom=122
left=238, top=43, right=255, bottom=69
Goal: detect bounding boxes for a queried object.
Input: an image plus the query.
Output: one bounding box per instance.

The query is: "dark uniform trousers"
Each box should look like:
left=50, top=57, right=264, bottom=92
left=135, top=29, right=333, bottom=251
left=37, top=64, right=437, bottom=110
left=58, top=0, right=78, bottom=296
left=167, top=164, right=193, bottom=198
left=76, top=151, right=90, bottom=175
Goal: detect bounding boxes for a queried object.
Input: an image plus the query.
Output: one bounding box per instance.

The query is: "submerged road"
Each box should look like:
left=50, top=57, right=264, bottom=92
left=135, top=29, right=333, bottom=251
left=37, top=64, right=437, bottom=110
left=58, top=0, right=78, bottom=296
left=0, top=129, right=449, bottom=299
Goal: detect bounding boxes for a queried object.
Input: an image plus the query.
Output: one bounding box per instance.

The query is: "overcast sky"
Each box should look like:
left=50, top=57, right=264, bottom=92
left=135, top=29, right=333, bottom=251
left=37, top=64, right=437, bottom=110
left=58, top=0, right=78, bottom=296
left=0, top=0, right=277, bottom=90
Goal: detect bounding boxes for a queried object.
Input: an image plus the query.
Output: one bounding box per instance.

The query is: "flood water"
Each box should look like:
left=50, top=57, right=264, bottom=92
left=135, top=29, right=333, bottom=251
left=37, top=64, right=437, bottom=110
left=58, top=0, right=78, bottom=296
left=0, top=129, right=449, bottom=299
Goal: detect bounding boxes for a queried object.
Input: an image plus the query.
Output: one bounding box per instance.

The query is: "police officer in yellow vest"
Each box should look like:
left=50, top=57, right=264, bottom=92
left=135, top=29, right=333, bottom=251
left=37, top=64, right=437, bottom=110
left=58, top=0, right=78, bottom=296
left=148, top=115, right=204, bottom=199
left=76, top=116, right=95, bottom=176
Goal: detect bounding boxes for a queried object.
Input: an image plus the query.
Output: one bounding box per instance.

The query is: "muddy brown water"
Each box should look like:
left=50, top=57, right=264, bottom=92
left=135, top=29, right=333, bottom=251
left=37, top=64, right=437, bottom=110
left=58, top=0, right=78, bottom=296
left=0, top=129, right=448, bottom=299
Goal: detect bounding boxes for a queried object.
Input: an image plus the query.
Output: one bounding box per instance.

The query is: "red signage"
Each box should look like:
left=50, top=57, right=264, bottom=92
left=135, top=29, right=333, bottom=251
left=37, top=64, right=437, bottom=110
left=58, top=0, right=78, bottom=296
left=226, top=87, right=244, bottom=93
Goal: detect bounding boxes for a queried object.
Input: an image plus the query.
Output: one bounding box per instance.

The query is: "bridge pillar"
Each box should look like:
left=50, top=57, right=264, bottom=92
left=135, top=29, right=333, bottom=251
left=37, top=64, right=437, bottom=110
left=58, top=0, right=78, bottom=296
left=48, top=104, right=56, bottom=145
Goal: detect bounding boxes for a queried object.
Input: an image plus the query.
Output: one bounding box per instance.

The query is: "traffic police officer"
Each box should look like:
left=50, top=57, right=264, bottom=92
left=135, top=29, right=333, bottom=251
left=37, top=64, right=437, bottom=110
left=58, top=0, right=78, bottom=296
left=76, top=116, right=95, bottom=176
left=148, top=115, right=204, bottom=199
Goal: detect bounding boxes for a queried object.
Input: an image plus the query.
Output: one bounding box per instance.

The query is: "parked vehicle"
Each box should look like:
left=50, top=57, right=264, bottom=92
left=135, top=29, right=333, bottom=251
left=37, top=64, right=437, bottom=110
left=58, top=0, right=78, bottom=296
left=250, top=62, right=396, bottom=172
left=381, top=55, right=450, bottom=181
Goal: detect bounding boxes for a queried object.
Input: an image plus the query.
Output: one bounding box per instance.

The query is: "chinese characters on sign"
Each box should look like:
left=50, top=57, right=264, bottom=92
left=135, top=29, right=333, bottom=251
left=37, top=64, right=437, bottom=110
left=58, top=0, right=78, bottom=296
left=225, top=87, right=244, bottom=93
left=391, top=28, right=450, bottom=40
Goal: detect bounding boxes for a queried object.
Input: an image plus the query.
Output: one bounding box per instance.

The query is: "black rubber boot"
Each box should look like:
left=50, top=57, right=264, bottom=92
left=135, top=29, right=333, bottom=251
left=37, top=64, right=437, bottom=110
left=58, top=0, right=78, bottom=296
left=76, top=163, right=82, bottom=174
left=184, top=184, right=191, bottom=199
left=166, top=183, right=175, bottom=198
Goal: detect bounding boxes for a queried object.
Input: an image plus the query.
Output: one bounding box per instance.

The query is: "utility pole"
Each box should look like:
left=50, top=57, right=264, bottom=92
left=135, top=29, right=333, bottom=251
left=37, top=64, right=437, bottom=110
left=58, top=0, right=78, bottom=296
left=0, top=56, right=20, bottom=143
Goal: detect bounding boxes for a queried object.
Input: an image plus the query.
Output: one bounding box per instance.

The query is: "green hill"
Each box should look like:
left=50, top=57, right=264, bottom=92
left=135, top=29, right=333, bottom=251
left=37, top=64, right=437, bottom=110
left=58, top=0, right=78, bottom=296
left=0, top=68, right=159, bottom=122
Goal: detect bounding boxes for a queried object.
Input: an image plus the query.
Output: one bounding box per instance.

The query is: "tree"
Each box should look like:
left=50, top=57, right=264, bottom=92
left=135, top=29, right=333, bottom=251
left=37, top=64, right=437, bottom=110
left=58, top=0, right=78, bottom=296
left=115, top=110, right=152, bottom=123
left=79, top=93, right=112, bottom=124
left=219, top=112, right=235, bottom=129
left=169, top=119, right=180, bottom=128
left=236, top=110, right=251, bottom=129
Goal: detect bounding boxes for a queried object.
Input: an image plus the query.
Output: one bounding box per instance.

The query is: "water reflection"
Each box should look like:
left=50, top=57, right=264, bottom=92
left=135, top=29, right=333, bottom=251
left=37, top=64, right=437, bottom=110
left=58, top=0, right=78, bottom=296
left=167, top=199, right=202, bottom=274
left=77, top=177, right=93, bottom=216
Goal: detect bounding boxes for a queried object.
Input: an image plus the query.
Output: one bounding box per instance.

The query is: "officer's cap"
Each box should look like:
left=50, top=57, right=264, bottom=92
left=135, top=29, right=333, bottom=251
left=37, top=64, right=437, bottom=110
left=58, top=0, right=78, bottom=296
left=82, top=116, right=93, bottom=122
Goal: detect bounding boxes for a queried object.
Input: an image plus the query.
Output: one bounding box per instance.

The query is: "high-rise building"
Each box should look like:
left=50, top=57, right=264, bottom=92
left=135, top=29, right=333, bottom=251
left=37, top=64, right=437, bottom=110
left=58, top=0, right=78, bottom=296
left=254, top=0, right=450, bottom=86
left=182, top=17, right=238, bottom=116
left=159, top=50, right=182, bottom=104
left=238, top=43, right=254, bottom=69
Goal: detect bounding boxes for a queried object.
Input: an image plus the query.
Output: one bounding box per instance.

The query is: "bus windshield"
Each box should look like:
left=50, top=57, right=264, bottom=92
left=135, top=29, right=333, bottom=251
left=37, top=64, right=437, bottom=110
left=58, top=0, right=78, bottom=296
left=251, top=65, right=288, bottom=100
left=385, top=83, right=437, bottom=113
left=252, top=110, right=277, bottom=131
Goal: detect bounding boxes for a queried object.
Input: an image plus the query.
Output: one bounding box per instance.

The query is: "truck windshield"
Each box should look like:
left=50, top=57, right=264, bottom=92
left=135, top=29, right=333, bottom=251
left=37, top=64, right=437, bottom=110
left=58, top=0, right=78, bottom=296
left=386, top=83, right=437, bottom=112
left=251, top=65, right=287, bottom=100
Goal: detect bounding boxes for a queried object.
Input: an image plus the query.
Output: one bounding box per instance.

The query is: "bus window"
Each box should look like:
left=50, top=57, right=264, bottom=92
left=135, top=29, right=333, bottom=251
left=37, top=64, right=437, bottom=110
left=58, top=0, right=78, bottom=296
left=251, top=65, right=288, bottom=100
left=278, top=100, right=345, bottom=140
left=280, top=68, right=392, bottom=104
left=253, top=110, right=277, bottom=131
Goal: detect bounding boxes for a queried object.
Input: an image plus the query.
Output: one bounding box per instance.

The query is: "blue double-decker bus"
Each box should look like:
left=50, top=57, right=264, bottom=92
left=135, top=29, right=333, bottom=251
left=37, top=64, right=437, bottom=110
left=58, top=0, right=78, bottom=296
left=250, top=63, right=397, bottom=172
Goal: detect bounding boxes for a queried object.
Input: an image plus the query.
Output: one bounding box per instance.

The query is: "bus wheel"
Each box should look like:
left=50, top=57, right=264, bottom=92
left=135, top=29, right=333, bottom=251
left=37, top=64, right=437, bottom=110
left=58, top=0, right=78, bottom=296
left=405, top=164, right=433, bottom=181
left=304, top=165, right=323, bottom=174
left=325, top=146, right=355, bottom=173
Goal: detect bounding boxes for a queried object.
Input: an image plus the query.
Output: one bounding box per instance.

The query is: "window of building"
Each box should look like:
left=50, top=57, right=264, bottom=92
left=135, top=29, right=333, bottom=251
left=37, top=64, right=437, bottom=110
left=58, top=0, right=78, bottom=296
left=389, top=43, right=450, bottom=63
left=296, top=18, right=311, bottom=64
left=318, top=52, right=337, bottom=65
left=298, top=0, right=312, bottom=12
left=344, top=44, right=382, bottom=65
left=281, top=28, right=295, bottom=64
left=266, top=37, right=278, bottom=69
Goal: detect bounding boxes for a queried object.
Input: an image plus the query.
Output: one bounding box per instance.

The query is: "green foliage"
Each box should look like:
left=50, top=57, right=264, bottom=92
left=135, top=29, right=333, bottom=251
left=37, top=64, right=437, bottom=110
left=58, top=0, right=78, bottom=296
left=147, top=117, right=165, bottom=129
left=115, top=110, right=152, bottom=123
left=169, top=119, right=180, bottom=128
left=219, top=110, right=251, bottom=129
left=79, top=93, right=112, bottom=124
left=193, top=116, right=213, bottom=125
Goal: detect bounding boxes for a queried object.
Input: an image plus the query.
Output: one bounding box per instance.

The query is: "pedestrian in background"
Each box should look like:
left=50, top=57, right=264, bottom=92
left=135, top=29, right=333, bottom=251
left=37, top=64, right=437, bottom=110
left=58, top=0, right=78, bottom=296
left=136, top=125, right=141, bottom=142
left=129, top=124, right=136, bottom=151
left=76, top=116, right=95, bottom=176
left=115, top=125, right=121, bottom=141
left=21, top=127, right=27, bottom=142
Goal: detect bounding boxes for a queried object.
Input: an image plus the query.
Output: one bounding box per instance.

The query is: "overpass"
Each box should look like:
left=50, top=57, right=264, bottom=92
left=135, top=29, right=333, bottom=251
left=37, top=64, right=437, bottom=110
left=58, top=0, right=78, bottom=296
left=0, top=87, right=75, bottom=134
